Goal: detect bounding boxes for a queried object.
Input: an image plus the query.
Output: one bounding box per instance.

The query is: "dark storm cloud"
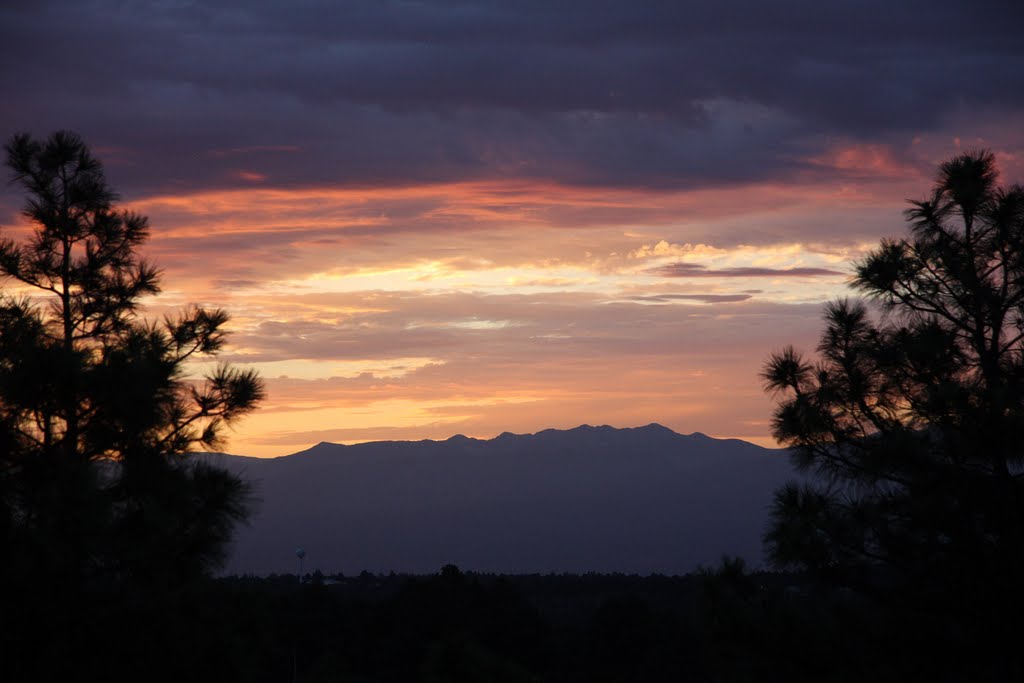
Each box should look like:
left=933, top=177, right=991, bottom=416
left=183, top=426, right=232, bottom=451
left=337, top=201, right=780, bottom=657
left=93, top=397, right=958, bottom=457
left=649, top=263, right=843, bottom=278
left=1, top=0, right=1021, bottom=195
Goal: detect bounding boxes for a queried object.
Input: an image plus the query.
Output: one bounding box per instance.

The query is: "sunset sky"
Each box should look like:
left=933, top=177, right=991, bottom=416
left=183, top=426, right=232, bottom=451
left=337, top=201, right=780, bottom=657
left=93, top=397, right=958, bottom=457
left=1, top=1, right=1022, bottom=456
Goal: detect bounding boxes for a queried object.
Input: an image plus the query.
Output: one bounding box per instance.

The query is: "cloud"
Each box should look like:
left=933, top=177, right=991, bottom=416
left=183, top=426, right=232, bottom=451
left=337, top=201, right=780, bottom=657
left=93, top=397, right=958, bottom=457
left=625, top=294, right=753, bottom=304
left=216, top=289, right=830, bottom=367
left=218, top=295, right=831, bottom=455
left=1, top=1, right=1021, bottom=197
left=648, top=263, right=844, bottom=278
left=3, top=1, right=1022, bottom=457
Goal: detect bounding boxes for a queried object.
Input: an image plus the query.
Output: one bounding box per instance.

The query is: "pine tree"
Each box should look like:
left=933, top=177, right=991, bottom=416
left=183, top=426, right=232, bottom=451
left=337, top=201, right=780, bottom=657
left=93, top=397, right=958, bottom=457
left=0, top=131, right=264, bottom=585
left=763, top=151, right=1024, bottom=669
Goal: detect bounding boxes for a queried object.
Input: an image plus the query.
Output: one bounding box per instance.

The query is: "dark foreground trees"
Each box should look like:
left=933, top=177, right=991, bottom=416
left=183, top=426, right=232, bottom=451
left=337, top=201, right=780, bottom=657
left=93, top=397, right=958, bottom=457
left=0, top=131, right=264, bottom=591
left=763, top=151, right=1024, bottom=675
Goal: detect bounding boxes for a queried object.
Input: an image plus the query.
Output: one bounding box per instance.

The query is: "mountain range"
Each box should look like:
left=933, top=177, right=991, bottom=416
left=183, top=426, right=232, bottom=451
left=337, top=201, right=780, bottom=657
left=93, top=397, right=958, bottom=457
left=208, top=424, right=796, bottom=576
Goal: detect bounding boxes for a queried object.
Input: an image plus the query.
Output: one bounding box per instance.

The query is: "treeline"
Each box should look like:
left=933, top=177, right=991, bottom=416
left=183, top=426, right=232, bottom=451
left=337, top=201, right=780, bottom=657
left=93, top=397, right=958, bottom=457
left=4, top=564, right=993, bottom=683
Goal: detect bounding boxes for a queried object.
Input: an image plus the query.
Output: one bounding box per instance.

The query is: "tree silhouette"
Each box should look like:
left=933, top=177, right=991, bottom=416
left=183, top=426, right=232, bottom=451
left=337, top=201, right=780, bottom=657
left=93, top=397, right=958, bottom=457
left=0, top=131, right=264, bottom=587
left=763, top=151, right=1024, bottom=666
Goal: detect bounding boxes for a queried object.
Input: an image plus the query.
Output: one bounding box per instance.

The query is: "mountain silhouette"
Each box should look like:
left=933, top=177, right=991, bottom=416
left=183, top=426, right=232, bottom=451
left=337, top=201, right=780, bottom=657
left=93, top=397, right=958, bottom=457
left=207, top=424, right=794, bottom=575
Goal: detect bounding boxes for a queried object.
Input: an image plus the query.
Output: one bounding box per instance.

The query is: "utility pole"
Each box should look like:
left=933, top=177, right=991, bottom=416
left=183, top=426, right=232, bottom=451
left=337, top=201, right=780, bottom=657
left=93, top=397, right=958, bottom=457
left=295, top=547, right=306, bottom=584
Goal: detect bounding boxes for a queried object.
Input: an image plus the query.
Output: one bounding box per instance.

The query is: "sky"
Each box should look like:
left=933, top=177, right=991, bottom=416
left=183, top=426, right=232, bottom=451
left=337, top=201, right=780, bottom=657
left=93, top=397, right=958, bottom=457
left=1, top=0, right=1022, bottom=456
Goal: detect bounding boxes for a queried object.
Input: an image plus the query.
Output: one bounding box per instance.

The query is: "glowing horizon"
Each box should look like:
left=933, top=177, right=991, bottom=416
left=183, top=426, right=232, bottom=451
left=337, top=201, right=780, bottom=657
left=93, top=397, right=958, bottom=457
left=131, top=152, right=1018, bottom=456
left=2, top=2, right=1022, bottom=456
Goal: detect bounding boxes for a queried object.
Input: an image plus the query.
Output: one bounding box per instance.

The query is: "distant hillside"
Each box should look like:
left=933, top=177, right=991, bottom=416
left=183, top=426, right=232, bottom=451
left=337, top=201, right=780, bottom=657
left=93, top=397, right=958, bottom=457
left=207, top=424, right=795, bottom=575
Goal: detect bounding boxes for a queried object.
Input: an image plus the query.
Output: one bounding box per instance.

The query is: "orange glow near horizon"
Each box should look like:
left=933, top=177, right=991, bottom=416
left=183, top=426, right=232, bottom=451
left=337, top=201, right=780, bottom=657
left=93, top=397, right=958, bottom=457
left=124, top=173, right=913, bottom=457
left=1, top=0, right=1022, bottom=471
left=3, top=141, right=1019, bottom=457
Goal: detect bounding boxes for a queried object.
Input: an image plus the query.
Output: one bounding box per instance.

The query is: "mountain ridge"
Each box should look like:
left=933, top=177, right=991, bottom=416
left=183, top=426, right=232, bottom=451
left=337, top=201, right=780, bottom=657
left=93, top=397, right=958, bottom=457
left=244, top=423, right=772, bottom=461
left=209, top=424, right=793, bottom=576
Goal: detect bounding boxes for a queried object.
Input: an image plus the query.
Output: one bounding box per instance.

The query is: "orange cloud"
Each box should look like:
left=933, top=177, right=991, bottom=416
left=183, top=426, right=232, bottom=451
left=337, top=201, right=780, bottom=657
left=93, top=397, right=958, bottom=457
left=62, top=174, right=949, bottom=456
left=234, top=170, right=268, bottom=182
left=807, top=142, right=926, bottom=179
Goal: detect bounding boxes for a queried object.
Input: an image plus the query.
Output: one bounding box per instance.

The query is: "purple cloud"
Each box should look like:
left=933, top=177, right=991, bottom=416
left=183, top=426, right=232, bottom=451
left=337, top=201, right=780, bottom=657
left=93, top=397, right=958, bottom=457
left=625, top=294, right=754, bottom=303
left=648, top=263, right=844, bottom=278
left=0, top=1, right=1020, bottom=197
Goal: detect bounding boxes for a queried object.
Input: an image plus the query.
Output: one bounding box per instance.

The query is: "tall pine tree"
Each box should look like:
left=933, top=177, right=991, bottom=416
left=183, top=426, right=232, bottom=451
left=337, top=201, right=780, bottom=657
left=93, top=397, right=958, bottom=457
left=763, top=151, right=1024, bottom=673
left=0, top=131, right=264, bottom=586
